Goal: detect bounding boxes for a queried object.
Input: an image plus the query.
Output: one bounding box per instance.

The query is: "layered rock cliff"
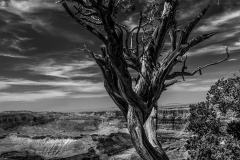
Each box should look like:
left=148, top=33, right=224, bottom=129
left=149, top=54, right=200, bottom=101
left=0, top=108, right=189, bottom=160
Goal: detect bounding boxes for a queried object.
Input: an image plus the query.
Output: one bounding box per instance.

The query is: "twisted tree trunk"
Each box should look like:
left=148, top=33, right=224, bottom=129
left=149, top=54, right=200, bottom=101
left=144, top=105, right=165, bottom=155
left=60, top=0, right=229, bottom=159
left=128, top=106, right=169, bottom=160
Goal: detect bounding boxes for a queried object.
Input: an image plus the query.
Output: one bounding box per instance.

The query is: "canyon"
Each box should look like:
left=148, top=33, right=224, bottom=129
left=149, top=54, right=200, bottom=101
left=0, top=106, right=190, bottom=160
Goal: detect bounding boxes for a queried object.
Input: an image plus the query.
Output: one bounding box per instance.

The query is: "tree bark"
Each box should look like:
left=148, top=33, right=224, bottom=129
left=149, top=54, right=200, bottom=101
left=144, top=105, right=166, bottom=156
left=127, top=106, right=169, bottom=160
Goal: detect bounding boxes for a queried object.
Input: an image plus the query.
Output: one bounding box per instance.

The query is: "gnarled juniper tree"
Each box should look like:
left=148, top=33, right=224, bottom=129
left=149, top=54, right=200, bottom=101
left=56, top=0, right=229, bottom=159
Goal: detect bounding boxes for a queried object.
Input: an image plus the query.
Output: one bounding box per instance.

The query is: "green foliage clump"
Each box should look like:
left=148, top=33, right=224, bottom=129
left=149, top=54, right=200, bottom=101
left=185, top=76, right=240, bottom=160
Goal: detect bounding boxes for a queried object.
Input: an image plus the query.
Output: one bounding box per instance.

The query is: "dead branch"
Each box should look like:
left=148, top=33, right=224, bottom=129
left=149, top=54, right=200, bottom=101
left=181, top=56, right=188, bottom=81
left=166, top=47, right=229, bottom=80
left=78, top=45, right=105, bottom=66
left=180, top=32, right=217, bottom=55
left=62, top=2, right=107, bottom=44
left=178, top=4, right=210, bottom=46
left=136, top=12, right=143, bottom=57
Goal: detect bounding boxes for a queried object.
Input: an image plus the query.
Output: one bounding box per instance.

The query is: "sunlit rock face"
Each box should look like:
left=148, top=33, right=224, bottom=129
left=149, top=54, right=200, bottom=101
left=158, top=109, right=189, bottom=130
left=0, top=151, right=45, bottom=160
left=0, top=111, right=60, bottom=131
left=0, top=111, right=131, bottom=160
left=0, top=133, right=132, bottom=160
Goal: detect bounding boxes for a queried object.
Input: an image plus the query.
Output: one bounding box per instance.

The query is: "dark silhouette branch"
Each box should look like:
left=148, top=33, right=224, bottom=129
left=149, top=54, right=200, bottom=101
left=181, top=55, right=188, bottom=81
left=136, top=12, right=143, bottom=57
left=178, top=4, right=210, bottom=46
left=180, top=32, right=217, bottom=55
left=62, top=2, right=107, bottom=44
left=166, top=47, right=229, bottom=80
left=169, top=24, right=177, bottom=52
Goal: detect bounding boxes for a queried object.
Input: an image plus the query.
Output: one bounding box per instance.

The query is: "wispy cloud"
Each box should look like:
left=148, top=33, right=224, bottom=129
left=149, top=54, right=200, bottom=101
left=0, top=53, right=28, bottom=58
left=177, top=1, right=210, bottom=20
left=0, top=0, right=89, bottom=43
left=0, top=77, right=106, bottom=101
left=122, top=12, right=141, bottom=30
left=228, top=58, right=238, bottom=61
left=0, top=83, right=9, bottom=90
left=187, top=44, right=240, bottom=56
left=187, top=86, right=210, bottom=92
left=187, top=45, right=225, bottom=56
left=234, top=40, right=240, bottom=46
left=1, top=0, right=61, bottom=14
left=167, top=82, right=210, bottom=92
left=1, top=36, right=35, bottom=52
left=123, top=16, right=138, bottom=30
left=201, top=79, right=218, bottom=83
left=0, top=77, right=105, bottom=93
left=18, top=59, right=97, bottom=78
left=0, top=90, right=68, bottom=102
left=196, top=10, right=240, bottom=32
left=0, top=1, right=54, bottom=33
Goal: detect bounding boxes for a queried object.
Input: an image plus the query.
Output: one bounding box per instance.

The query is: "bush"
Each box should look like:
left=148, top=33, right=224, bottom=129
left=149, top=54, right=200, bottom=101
left=186, top=76, right=240, bottom=160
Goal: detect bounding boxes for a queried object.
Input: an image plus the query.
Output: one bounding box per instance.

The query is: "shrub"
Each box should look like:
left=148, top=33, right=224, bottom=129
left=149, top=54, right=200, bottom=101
left=186, top=76, right=240, bottom=160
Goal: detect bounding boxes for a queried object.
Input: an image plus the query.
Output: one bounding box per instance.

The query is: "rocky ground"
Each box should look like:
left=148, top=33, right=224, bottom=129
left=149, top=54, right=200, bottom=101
left=0, top=108, right=190, bottom=160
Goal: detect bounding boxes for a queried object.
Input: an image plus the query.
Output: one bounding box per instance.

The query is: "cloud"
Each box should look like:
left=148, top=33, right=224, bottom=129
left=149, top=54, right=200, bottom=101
left=187, top=45, right=225, bottom=56
left=0, top=53, right=28, bottom=58
left=222, top=30, right=240, bottom=38
left=0, top=77, right=105, bottom=93
left=122, top=12, right=141, bottom=30
left=167, top=82, right=210, bottom=92
left=184, top=78, right=199, bottom=82
left=54, top=29, right=93, bottom=44
left=123, top=15, right=138, bottom=30
left=0, top=83, right=9, bottom=89
left=228, top=58, right=238, bottom=61
left=0, top=77, right=106, bottom=101
left=0, top=90, right=68, bottom=102
left=71, top=94, right=108, bottom=98
left=187, top=86, right=210, bottom=92
left=234, top=40, right=240, bottom=46
left=177, top=1, right=210, bottom=20
left=201, top=79, right=218, bottom=83
left=1, top=36, right=35, bottom=52
left=0, top=1, right=54, bottom=33
left=167, top=82, right=194, bottom=92
left=0, top=0, right=87, bottom=42
left=19, top=59, right=97, bottom=78
left=196, top=10, right=240, bottom=32
left=1, top=0, right=61, bottom=14
left=187, top=44, right=240, bottom=56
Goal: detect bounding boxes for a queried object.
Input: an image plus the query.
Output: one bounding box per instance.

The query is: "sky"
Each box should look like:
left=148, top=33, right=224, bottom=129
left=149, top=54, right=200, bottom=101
left=0, top=0, right=239, bottom=112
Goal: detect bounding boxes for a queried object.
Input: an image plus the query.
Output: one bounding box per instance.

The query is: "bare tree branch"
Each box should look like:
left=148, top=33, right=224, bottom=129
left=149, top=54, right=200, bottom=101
left=136, top=12, right=143, bottom=57
left=180, top=32, right=217, bottom=55
left=78, top=45, right=105, bottom=65
left=62, top=2, right=107, bottom=44
left=178, top=4, right=210, bottom=46
left=166, top=47, right=230, bottom=80
left=169, top=23, right=177, bottom=52
left=181, top=55, right=188, bottom=81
